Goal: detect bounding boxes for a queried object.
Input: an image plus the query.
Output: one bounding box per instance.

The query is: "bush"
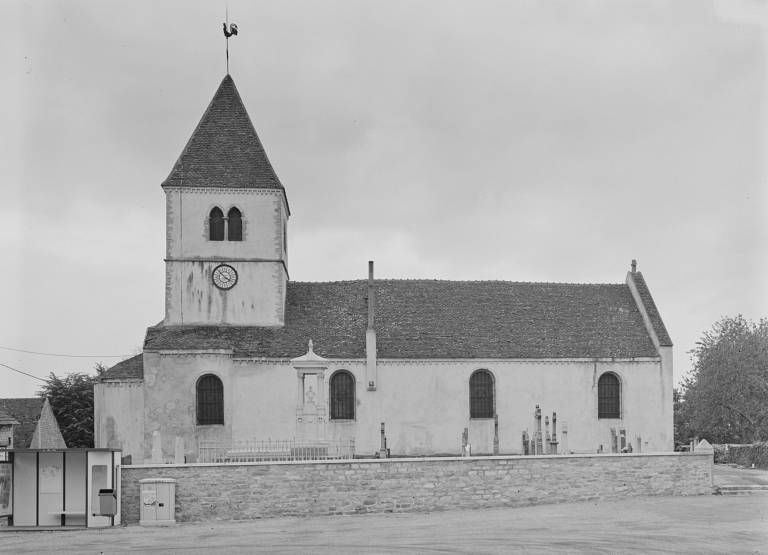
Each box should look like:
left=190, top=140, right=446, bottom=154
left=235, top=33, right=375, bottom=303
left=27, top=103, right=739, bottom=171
left=713, top=442, right=768, bottom=468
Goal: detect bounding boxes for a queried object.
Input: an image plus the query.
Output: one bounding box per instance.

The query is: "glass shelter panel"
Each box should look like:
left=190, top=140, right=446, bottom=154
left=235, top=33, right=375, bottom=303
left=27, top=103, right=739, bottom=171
left=38, top=452, right=63, bottom=526
left=12, top=452, right=36, bottom=526
left=64, top=452, right=86, bottom=526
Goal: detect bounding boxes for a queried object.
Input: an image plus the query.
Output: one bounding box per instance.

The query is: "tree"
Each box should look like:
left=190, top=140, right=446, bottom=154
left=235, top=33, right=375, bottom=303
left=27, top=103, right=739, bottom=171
left=37, top=364, right=105, bottom=448
left=677, top=316, right=768, bottom=444
left=673, top=387, right=693, bottom=447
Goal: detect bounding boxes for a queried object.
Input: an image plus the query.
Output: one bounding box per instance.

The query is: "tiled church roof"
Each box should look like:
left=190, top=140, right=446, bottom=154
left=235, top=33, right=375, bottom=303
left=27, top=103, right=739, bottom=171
left=161, top=74, right=284, bottom=191
left=101, top=354, right=144, bottom=380
left=630, top=272, right=672, bottom=346
left=143, top=280, right=661, bottom=360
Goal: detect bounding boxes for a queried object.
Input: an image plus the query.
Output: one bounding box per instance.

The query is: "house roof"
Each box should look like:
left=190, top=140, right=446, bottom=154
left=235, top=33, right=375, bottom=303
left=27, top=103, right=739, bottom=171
left=0, top=408, right=19, bottom=426
left=0, top=398, right=44, bottom=448
left=144, top=279, right=662, bottom=360
left=101, top=354, right=144, bottom=380
left=161, top=74, right=285, bottom=192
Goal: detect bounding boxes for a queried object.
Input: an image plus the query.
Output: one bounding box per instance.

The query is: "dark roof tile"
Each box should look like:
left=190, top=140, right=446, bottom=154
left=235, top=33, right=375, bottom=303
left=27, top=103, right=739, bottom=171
left=101, top=354, right=143, bottom=380
left=630, top=272, right=673, bottom=346
left=0, top=398, right=43, bottom=449
left=161, top=75, right=284, bottom=191
left=144, top=280, right=661, bottom=359
left=0, top=408, right=19, bottom=426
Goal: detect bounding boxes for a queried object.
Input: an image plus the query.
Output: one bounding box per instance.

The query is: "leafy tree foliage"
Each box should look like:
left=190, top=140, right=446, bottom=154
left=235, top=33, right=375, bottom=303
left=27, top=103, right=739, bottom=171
left=673, top=387, right=693, bottom=447
left=37, top=364, right=105, bottom=448
left=677, top=316, right=768, bottom=444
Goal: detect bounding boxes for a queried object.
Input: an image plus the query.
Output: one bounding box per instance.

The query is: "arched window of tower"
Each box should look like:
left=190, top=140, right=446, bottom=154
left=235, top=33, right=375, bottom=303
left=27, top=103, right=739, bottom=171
left=209, top=207, right=225, bottom=241
left=227, top=207, right=242, bottom=241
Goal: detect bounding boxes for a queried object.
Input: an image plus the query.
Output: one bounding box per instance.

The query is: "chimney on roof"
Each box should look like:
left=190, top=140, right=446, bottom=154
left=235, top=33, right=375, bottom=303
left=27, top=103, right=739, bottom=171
left=631, top=259, right=637, bottom=273
left=368, top=260, right=375, bottom=329
left=366, top=261, right=377, bottom=391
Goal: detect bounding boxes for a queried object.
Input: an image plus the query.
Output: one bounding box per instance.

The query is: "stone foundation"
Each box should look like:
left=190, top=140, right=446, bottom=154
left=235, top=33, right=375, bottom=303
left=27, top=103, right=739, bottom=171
left=121, top=452, right=712, bottom=524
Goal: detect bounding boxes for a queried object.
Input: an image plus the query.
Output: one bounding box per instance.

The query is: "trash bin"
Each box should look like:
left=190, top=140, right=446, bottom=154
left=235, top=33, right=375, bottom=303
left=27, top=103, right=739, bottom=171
left=98, top=489, right=117, bottom=516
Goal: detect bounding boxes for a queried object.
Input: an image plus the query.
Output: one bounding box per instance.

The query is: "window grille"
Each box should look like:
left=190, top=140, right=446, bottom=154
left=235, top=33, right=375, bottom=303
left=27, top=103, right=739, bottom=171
left=469, top=370, right=494, bottom=418
left=227, top=207, right=242, bottom=241
left=330, top=371, right=355, bottom=420
left=598, top=373, right=620, bottom=419
left=197, top=374, right=224, bottom=425
left=209, top=207, right=225, bottom=241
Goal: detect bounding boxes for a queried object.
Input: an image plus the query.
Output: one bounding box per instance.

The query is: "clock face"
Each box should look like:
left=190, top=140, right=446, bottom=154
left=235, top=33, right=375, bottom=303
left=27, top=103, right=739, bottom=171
left=212, top=264, right=238, bottom=290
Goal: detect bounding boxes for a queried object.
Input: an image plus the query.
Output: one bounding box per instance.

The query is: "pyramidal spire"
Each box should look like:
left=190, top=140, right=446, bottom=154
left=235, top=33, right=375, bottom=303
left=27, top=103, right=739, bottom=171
left=162, top=75, right=284, bottom=191
left=29, top=397, right=67, bottom=449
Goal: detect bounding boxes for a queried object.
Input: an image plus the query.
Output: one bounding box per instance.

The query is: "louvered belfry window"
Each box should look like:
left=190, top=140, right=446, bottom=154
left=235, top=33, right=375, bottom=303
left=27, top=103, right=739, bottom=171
left=197, top=374, right=224, bottom=425
left=470, top=370, right=494, bottom=419
left=330, top=371, right=355, bottom=420
left=598, top=373, right=621, bottom=419
left=209, top=207, right=225, bottom=241
left=227, top=207, right=242, bottom=241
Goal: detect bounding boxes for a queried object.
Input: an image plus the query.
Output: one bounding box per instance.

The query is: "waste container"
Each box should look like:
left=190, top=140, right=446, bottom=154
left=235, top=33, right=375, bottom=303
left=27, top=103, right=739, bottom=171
left=98, top=489, right=117, bottom=516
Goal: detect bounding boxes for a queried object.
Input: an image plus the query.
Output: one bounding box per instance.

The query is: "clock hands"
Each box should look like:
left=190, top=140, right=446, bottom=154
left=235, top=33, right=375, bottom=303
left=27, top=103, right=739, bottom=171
left=213, top=264, right=237, bottom=290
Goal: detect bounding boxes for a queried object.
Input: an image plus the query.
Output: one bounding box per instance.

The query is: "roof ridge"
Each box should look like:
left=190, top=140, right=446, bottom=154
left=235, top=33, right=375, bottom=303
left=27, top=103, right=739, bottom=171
left=628, top=271, right=673, bottom=346
left=289, top=279, right=626, bottom=286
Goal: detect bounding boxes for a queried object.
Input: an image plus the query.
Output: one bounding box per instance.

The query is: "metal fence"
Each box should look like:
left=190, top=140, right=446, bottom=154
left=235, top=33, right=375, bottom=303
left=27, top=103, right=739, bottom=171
left=198, top=438, right=356, bottom=463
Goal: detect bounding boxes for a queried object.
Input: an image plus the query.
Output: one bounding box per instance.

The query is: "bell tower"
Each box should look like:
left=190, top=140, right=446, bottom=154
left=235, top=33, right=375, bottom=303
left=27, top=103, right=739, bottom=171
left=161, top=75, right=289, bottom=326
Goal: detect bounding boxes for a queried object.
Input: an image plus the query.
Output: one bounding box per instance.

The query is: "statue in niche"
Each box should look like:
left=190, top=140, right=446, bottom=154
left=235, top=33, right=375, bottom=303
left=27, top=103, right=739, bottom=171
left=305, top=384, right=316, bottom=406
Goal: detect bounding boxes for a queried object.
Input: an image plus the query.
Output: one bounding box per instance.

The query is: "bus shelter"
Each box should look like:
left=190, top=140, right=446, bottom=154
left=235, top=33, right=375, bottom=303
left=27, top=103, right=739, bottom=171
left=0, top=448, right=121, bottom=528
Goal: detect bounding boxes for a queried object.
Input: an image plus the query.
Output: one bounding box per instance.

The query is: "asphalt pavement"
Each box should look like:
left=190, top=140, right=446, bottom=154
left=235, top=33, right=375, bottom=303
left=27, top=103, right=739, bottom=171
left=1, top=493, right=766, bottom=554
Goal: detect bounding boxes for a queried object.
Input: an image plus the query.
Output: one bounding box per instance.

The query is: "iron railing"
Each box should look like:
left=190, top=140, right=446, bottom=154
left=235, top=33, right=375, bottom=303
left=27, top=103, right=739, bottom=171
left=198, top=438, right=355, bottom=463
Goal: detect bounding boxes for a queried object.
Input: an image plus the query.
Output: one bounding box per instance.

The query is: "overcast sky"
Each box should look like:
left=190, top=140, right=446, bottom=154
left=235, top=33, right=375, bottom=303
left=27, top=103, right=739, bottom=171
left=1, top=0, right=766, bottom=397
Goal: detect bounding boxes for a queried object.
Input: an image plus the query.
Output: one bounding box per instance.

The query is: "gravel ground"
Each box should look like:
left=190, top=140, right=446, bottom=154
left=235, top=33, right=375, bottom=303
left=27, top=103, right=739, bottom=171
left=1, top=493, right=766, bottom=554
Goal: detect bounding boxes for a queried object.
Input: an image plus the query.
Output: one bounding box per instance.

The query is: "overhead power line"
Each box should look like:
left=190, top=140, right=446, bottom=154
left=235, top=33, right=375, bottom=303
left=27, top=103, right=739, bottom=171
left=0, top=345, right=127, bottom=358
left=0, top=362, right=47, bottom=382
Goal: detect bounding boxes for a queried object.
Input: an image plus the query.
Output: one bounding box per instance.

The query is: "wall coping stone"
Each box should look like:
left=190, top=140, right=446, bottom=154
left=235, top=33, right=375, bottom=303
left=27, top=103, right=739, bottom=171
left=123, top=451, right=710, bottom=470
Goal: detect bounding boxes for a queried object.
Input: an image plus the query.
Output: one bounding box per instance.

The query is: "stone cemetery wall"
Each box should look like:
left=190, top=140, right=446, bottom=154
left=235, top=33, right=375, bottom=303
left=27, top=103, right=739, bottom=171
left=121, top=452, right=713, bottom=524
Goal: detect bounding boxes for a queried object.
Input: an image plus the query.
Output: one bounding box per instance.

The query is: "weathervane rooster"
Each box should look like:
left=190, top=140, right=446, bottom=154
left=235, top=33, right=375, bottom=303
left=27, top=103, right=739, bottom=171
left=223, top=21, right=239, bottom=74
left=223, top=22, right=238, bottom=38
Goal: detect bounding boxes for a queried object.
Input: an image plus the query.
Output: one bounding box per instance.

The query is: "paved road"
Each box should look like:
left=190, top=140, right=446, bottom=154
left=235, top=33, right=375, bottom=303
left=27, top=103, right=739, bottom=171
left=713, top=464, right=768, bottom=486
left=1, top=494, right=766, bottom=554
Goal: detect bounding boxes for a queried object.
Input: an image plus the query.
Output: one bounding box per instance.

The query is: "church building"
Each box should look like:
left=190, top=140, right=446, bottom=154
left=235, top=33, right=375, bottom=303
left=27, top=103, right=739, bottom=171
left=95, top=74, right=674, bottom=464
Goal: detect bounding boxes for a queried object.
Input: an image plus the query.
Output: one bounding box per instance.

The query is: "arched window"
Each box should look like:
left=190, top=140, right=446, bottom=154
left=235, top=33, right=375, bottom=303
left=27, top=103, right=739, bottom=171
left=598, top=373, right=621, bottom=419
left=197, top=374, right=224, bottom=425
left=330, top=370, right=355, bottom=420
left=209, top=207, right=224, bottom=241
left=469, top=370, right=494, bottom=419
left=227, top=207, right=242, bottom=241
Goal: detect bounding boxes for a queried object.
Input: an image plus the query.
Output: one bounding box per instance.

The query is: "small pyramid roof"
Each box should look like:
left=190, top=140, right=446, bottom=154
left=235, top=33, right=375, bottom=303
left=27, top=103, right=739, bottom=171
left=162, top=74, right=285, bottom=191
left=29, top=398, right=67, bottom=449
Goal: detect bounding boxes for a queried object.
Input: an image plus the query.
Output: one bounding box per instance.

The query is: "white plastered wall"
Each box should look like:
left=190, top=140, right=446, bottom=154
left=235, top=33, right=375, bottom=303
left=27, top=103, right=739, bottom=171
left=163, top=187, right=288, bottom=325
left=324, top=358, right=673, bottom=455
left=141, top=353, right=673, bottom=461
left=94, top=380, right=145, bottom=463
